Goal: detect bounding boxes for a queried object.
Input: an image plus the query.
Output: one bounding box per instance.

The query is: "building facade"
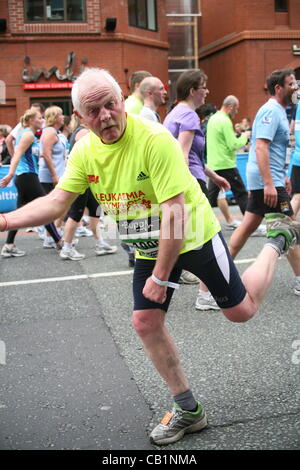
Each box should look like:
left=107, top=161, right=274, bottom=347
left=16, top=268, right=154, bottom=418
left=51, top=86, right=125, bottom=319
left=0, top=0, right=169, bottom=126
left=199, top=0, right=300, bottom=121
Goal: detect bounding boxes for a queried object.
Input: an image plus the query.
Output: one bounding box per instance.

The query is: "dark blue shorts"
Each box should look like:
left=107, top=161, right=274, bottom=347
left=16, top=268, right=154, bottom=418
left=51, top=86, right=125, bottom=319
left=133, top=232, right=246, bottom=312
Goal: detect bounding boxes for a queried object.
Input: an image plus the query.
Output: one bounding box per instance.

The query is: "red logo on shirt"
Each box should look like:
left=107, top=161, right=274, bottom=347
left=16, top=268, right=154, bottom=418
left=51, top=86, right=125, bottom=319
left=87, top=174, right=99, bottom=184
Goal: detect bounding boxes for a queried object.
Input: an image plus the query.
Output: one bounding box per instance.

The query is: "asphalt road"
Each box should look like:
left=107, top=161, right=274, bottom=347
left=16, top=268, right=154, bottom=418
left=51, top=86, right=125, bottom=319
left=0, top=208, right=299, bottom=451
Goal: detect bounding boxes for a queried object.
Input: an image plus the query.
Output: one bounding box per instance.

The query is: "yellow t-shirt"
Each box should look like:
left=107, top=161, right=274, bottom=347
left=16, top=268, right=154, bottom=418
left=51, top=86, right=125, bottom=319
left=58, top=114, right=220, bottom=258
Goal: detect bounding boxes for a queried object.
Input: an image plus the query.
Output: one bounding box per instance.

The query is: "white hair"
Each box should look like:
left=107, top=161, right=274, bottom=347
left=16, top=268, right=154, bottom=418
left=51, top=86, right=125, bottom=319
left=71, top=68, right=122, bottom=113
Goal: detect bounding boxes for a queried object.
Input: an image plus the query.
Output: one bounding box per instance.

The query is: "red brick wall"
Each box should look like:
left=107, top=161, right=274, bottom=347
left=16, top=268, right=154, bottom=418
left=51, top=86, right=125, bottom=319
left=200, top=0, right=300, bottom=123
left=0, top=0, right=168, bottom=126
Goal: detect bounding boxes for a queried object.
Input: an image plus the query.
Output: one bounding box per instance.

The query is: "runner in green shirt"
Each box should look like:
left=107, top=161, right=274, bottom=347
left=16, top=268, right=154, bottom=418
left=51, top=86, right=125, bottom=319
left=124, top=70, right=152, bottom=115
left=206, top=96, right=250, bottom=214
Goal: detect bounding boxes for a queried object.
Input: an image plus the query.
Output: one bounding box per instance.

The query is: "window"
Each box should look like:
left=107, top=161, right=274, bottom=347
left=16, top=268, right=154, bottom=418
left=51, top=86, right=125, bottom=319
left=128, top=0, right=157, bottom=31
left=30, top=97, right=72, bottom=115
left=24, top=0, right=85, bottom=23
left=275, top=0, right=288, bottom=12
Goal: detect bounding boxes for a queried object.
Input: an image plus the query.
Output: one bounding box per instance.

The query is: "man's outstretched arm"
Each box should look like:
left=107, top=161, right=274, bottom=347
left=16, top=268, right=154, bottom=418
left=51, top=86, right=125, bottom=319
left=0, top=188, right=79, bottom=232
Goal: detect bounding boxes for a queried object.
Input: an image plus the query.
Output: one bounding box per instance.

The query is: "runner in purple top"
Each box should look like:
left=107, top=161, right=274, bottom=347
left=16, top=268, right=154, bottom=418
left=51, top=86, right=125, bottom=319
left=163, top=69, right=230, bottom=310
left=164, top=102, right=206, bottom=182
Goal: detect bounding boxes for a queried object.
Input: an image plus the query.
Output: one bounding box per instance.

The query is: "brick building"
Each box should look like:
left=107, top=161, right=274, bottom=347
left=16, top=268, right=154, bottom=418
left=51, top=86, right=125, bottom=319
left=0, top=0, right=169, bottom=126
left=199, top=0, right=300, bottom=122
left=1, top=1, right=300, bottom=128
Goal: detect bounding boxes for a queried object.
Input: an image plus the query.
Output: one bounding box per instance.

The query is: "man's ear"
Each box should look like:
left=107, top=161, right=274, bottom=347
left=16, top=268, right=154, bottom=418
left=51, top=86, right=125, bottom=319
left=74, top=110, right=83, bottom=119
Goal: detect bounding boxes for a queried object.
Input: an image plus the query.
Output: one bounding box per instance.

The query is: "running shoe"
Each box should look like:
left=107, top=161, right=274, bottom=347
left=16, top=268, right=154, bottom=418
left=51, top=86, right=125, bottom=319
left=37, top=226, right=45, bottom=240
left=75, top=226, right=93, bottom=237
left=224, top=219, right=241, bottom=230
left=294, top=278, right=300, bottom=296
left=195, top=290, right=220, bottom=311
left=1, top=244, right=26, bottom=258
left=149, top=402, right=207, bottom=446
left=265, top=213, right=300, bottom=253
left=179, top=270, right=200, bottom=284
left=43, top=237, right=56, bottom=249
left=95, top=241, right=117, bottom=256
left=60, top=246, right=85, bottom=260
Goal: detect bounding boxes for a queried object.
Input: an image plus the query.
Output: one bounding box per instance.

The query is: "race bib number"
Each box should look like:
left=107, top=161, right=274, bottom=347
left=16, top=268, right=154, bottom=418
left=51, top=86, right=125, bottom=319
left=118, top=216, right=160, bottom=258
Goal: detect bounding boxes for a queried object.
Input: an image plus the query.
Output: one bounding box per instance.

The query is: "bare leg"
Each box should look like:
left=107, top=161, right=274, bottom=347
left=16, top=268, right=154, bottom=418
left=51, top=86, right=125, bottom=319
left=63, top=217, right=79, bottom=243
left=217, top=198, right=233, bottom=224
left=132, top=309, right=189, bottom=396
left=291, top=193, right=300, bottom=217
left=287, top=213, right=300, bottom=276
left=229, top=211, right=263, bottom=258
left=88, top=216, right=101, bottom=240
left=222, top=245, right=279, bottom=322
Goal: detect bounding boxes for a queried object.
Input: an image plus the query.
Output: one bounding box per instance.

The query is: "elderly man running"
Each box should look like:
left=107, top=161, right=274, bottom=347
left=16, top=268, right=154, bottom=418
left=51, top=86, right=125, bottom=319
left=1, top=68, right=300, bottom=446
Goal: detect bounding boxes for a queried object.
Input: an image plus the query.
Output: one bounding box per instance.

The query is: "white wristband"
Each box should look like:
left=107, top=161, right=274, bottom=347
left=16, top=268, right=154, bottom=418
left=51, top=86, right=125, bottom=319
left=151, top=274, right=179, bottom=290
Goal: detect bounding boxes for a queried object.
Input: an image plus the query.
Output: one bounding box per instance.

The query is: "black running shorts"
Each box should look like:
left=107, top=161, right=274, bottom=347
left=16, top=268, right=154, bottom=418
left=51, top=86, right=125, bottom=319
left=133, top=232, right=246, bottom=312
left=246, top=187, right=293, bottom=217
left=291, top=165, right=300, bottom=194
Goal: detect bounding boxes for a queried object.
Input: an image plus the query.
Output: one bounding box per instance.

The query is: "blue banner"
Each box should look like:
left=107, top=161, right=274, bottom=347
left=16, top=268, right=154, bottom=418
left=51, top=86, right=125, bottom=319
left=0, top=166, right=18, bottom=213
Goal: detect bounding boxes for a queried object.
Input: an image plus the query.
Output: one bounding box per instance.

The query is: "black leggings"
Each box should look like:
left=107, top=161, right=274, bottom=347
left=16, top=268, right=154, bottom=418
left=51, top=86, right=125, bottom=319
left=5, top=173, right=61, bottom=245
left=67, top=188, right=99, bottom=223
left=208, top=168, right=248, bottom=214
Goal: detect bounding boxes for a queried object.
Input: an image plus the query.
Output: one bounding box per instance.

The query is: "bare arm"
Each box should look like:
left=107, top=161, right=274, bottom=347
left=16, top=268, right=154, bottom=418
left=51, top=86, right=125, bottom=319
left=0, top=132, right=34, bottom=187
left=255, top=138, right=277, bottom=207
left=0, top=188, right=78, bottom=231
left=204, top=165, right=231, bottom=191
left=142, top=193, right=185, bottom=304
left=40, top=128, right=59, bottom=185
left=177, top=130, right=194, bottom=165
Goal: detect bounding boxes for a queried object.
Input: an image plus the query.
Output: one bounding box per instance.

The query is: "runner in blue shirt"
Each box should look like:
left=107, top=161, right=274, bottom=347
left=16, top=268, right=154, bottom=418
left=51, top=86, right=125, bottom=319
left=229, top=69, right=300, bottom=296
left=0, top=108, right=62, bottom=257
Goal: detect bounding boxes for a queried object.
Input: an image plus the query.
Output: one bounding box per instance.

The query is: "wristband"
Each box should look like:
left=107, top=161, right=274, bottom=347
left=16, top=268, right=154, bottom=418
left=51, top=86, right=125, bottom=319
left=151, top=274, right=179, bottom=290
left=0, top=213, right=8, bottom=232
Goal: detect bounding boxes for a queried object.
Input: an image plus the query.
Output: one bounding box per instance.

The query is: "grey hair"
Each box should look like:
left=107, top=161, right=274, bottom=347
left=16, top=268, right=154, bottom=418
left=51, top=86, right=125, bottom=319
left=222, top=95, right=239, bottom=107
left=71, top=67, right=122, bottom=113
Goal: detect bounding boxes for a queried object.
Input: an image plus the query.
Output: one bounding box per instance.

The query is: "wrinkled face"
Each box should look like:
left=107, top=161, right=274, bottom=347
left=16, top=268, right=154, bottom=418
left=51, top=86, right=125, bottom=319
left=78, top=82, right=126, bottom=144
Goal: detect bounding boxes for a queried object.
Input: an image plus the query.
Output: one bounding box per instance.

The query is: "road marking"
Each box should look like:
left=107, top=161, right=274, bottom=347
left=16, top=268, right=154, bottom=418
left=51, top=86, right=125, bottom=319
left=235, top=258, right=256, bottom=264
left=0, top=270, right=133, bottom=287
left=0, top=258, right=263, bottom=288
